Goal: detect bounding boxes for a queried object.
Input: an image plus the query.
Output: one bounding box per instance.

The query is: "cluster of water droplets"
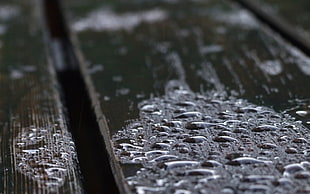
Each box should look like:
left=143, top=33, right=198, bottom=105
left=14, top=123, right=77, bottom=191
left=113, top=82, right=310, bottom=193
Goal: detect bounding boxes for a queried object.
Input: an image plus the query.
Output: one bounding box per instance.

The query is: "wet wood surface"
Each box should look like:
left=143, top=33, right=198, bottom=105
left=235, top=0, right=310, bottom=55
left=250, top=0, right=310, bottom=38
left=0, top=0, right=83, bottom=193
left=64, top=0, right=310, bottom=193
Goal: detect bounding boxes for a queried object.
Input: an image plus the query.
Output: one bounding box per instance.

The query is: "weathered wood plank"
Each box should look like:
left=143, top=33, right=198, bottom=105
left=0, top=0, right=83, bottom=193
left=234, top=0, right=310, bottom=56
left=65, top=0, right=310, bottom=193
left=249, top=0, right=310, bottom=38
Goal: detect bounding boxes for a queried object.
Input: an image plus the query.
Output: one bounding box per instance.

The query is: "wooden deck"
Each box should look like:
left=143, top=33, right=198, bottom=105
left=1, top=0, right=310, bottom=193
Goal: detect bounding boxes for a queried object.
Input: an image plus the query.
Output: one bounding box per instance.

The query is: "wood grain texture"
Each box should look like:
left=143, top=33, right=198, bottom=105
left=65, top=0, right=310, bottom=192
left=0, top=0, right=83, bottom=193
left=249, top=0, right=310, bottom=39
left=233, top=0, right=310, bottom=56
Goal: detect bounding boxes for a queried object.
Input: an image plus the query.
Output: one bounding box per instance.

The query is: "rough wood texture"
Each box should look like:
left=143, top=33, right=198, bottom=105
left=250, top=0, right=310, bottom=39
left=234, top=0, right=310, bottom=56
left=65, top=0, right=310, bottom=193
left=0, top=1, right=83, bottom=193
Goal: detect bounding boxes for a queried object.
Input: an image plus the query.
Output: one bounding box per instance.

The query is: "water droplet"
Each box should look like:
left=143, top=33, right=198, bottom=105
left=136, top=186, right=165, bottom=193
left=174, top=189, right=191, bottom=194
left=242, top=175, right=275, bottom=182
left=285, top=147, right=298, bottom=154
left=252, top=125, right=279, bottom=132
left=274, top=178, right=292, bottom=186
left=150, top=155, right=178, bottom=162
left=258, top=143, right=277, bottom=149
left=227, top=157, right=272, bottom=165
left=201, top=160, right=222, bottom=167
left=161, top=161, right=199, bottom=169
left=295, top=171, right=310, bottom=179
left=225, top=153, right=245, bottom=160
left=218, top=131, right=234, bottom=136
left=151, top=143, right=170, bottom=149
left=22, top=149, right=39, bottom=154
left=141, top=104, right=157, bottom=113
left=293, top=138, right=308, bottom=143
left=153, top=126, right=170, bottom=132
left=119, top=143, right=143, bottom=150
left=283, top=163, right=305, bottom=175
left=145, top=150, right=169, bottom=157
left=174, top=111, right=202, bottom=119
left=278, top=136, right=289, bottom=142
left=183, top=168, right=215, bottom=176
left=184, top=136, right=207, bottom=143
left=233, top=128, right=248, bottom=133
left=45, top=167, right=67, bottom=176
left=246, top=185, right=270, bottom=193
left=296, top=110, right=308, bottom=117
left=185, top=121, right=211, bottom=129
left=221, top=188, right=235, bottom=194
left=163, top=120, right=182, bottom=127
left=213, top=136, right=238, bottom=142
left=175, top=101, right=196, bottom=107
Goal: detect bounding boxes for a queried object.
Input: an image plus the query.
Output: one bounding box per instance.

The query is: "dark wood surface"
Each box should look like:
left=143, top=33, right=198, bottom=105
left=250, top=0, right=310, bottom=38
left=1, top=0, right=310, bottom=193
left=0, top=0, right=83, bottom=193
left=234, top=0, right=310, bottom=55
left=64, top=0, right=310, bottom=193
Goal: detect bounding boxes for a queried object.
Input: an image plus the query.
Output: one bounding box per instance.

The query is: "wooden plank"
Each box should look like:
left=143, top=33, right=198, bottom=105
left=248, top=0, right=310, bottom=38
left=65, top=0, right=310, bottom=193
left=0, top=0, right=83, bottom=193
left=234, top=0, right=310, bottom=56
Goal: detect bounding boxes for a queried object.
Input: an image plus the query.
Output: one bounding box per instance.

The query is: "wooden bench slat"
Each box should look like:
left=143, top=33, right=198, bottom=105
left=65, top=0, right=310, bottom=193
left=0, top=1, right=83, bottom=193
left=249, top=0, right=310, bottom=38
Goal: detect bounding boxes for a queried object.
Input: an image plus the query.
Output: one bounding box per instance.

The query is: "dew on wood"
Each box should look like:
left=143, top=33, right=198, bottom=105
left=14, top=123, right=78, bottom=192
left=112, top=81, right=310, bottom=193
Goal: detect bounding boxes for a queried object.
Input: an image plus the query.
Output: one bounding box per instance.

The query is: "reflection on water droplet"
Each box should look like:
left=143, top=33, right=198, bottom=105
left=296, top=110, right=308, bottom=117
